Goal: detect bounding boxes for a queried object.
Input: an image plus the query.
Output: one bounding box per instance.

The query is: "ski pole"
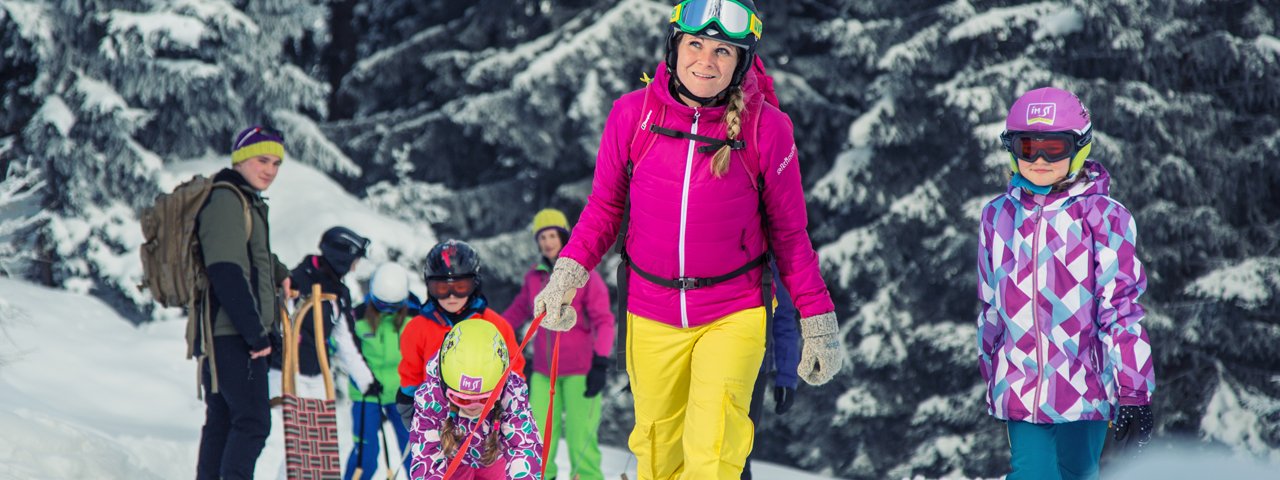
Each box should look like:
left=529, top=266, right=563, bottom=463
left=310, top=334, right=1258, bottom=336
left=378, top=406, right=394, bottom=480
left=354, top=397, right=368, bottom=479
left=389, top=439, right=412, bottom=479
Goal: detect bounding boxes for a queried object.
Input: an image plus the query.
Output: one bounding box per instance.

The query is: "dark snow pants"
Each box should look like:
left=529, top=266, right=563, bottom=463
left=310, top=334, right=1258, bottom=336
left=197, top=335, right=271, bottom=480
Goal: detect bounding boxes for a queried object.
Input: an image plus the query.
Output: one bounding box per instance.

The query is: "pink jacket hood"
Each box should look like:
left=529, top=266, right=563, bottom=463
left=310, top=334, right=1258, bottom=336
left=559, top=63, right=834, bottom=327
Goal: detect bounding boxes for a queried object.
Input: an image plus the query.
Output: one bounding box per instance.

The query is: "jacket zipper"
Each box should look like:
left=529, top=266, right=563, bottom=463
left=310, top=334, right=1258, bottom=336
left=1031, top=206, right=1045, bottom=421
left=677, top=109, right=700, bottom=328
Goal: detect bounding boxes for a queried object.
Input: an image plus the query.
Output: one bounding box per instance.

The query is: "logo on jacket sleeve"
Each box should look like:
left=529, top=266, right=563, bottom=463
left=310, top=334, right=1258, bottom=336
left=776, top=143, right=797, bottom=176
left=1026, top=103, right=1056, bottom=125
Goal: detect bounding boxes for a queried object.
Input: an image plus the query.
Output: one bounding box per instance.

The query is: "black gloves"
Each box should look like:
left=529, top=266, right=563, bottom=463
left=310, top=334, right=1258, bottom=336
left=395, top=389, right=415, bottom=428
left=1112, top=404, right=1153, bottom=451
left=583, top=355, right=610, bottom=398
left=363, top=379, right=383, bottom=398
left=773, top=386, right=795, bottom=415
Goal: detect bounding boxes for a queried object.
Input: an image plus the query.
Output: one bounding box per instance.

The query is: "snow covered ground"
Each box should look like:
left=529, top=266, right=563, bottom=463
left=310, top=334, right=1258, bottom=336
left=0, top=277, right=840, bottom=479
left=3, top=162, right=1272, bottom=480
left=0, top=160, right=837, bottom=479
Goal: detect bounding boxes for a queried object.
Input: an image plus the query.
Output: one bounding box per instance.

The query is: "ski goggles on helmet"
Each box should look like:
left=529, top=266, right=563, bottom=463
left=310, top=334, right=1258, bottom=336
left=366, top=293, right=405, bottom=314
left=427, top=275, right=477, bottom=299
left=446, top=388, right=490, bottom=408
left=670, top=0, right=763, bottom=40
left=1000, top=130, right=1090, bottom=163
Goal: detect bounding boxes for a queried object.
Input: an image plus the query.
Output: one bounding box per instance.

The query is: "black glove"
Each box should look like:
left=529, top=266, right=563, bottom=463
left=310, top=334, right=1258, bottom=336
left=395, top=389, right=415, bottom=429
left=1112, top=404, right=1153, bottom=451
left=363, top=379, right=383, bottom=398
left=773, top=386, right=795, bottom=415
left=583, top=355, right=610, bottom=398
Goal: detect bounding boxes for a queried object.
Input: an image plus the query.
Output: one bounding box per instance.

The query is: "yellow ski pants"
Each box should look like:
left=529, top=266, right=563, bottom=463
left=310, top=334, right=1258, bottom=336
left=626, top=307, right=766, bottom=480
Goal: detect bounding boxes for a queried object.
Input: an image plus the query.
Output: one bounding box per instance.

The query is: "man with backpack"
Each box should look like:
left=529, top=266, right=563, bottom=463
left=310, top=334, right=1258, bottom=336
left=194, top=125, right=292, bottom=480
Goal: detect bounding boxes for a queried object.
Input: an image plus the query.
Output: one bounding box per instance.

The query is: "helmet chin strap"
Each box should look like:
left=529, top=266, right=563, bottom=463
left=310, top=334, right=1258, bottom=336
left=673, top=76, right=727, bottom=107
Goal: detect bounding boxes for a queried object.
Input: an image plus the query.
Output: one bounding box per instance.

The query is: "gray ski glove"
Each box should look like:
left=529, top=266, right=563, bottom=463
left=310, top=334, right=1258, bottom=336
left=532, top=257, right=589, bottom=332
left=797, top=312, right=844, bottom=385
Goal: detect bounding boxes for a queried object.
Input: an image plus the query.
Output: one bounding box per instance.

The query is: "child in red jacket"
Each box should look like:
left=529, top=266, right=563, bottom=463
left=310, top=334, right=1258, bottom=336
left=395, top=239, right=525, bottom=427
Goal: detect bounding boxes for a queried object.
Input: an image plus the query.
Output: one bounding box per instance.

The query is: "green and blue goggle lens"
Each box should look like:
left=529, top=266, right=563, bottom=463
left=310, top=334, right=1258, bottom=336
left=670, top=0, right=762, bottom=40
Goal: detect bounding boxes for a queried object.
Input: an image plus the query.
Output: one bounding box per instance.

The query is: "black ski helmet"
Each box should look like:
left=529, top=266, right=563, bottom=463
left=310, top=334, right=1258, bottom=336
left=664, top=0, right=762, bottom=94
left=318, top=226, right=369, bottom=276
left=424, top=239, right=482, bottom=284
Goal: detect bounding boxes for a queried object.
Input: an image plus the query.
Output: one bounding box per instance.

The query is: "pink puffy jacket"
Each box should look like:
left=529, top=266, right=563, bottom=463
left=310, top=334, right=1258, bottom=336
left=503, top=262, right=615, bottom=375
left=559, top=63, right=834, bottom=328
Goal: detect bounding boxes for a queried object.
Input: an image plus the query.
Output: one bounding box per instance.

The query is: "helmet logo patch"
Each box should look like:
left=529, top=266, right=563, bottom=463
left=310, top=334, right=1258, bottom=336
left=442, top=244, right=456, bottom=269
left=459, top=374, right=483, bottom=393
left=1026, top=103, right=1056, bottom=126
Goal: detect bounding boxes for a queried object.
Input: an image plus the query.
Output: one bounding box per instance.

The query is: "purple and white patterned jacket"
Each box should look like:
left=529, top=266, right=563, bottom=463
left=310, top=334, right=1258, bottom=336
left=407, top=355, right=543, bottom=480
left=977, top=161, right=1154, bottom=423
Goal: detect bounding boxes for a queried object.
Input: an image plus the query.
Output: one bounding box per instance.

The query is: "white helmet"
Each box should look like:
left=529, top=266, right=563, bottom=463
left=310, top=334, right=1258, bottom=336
left=369, top=263, right=410, bottom=304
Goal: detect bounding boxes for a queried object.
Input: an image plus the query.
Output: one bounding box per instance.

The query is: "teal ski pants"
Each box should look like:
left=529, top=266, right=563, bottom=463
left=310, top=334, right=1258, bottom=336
left=1007, top=420, right=1108, bottom=480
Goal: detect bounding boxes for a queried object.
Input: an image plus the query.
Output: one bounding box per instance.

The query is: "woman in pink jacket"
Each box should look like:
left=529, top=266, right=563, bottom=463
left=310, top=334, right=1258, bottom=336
left=503, top=208, right=614, bottom=480
left=531, top=1, right=844, bottom=478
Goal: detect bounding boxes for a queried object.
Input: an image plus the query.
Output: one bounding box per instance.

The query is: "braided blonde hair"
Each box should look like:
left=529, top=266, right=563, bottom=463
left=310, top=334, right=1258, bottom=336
left=439, top=405, right=503, bottom=466
left=711, top=88, right=745, bottom=178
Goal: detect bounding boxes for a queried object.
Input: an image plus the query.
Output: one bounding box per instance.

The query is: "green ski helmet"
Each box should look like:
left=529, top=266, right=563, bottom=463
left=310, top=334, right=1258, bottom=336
left=439, top=319, right=509, bottom=394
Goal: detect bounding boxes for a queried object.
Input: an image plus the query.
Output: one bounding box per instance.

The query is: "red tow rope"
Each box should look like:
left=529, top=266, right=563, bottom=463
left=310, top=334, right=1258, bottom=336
left=541, top=332, right=562, bottom=475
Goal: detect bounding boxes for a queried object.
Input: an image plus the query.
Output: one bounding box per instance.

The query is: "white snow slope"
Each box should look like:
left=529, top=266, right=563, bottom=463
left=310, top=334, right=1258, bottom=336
left=0, top=159, right=837, bottom=479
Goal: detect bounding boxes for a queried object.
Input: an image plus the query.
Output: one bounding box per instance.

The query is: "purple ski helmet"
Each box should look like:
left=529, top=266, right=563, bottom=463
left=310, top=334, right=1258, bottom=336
left=1001, top=87, right=1093, bottom=175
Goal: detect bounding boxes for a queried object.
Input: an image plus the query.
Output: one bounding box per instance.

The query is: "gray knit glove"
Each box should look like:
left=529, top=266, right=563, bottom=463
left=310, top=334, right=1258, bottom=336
left=533, top=257, right=589, bottom=332
left=797, top=312, right=844, bottom=385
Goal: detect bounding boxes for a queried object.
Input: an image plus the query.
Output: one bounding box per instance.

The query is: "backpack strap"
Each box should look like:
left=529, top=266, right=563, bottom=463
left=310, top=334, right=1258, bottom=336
left=193, top=182, right=252, bottom=398
left=651, top=125, right=745, bottom=153
left=736, top=81, right=774, bottom=363
left=211, top=182, right=252, bottom=239
left=615, top=78, right=666, bottom=370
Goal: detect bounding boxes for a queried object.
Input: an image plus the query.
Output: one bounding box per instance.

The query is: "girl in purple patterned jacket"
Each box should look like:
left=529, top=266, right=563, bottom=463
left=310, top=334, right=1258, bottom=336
left=406, top=319, right=542, bottom=480
left=978, top=87, right=1155, bottom=479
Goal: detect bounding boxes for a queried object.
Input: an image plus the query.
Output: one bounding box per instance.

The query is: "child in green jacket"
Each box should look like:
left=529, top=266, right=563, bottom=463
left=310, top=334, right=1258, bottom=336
left=344, top=262, right=420, bottom=479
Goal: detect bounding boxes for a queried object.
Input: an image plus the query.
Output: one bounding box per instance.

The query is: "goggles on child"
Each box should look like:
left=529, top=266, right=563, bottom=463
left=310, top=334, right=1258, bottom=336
left=446, top=388, right=490, bottom=408
left=427, top=276, right=477, bottom=299
left=670, top=0, right=763, bottom=40
left=1000, top=130, right=1090, bottom=163
left=367, top=293, right=405, bottom=314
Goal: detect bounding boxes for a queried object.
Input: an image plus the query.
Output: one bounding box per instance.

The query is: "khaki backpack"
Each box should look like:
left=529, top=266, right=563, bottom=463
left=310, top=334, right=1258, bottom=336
left=139, top=175, right=250, bottom=364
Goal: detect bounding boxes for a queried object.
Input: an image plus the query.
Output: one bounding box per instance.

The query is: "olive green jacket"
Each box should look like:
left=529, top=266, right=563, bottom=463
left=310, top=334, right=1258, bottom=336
left=197, top=168, right=288, bottom=349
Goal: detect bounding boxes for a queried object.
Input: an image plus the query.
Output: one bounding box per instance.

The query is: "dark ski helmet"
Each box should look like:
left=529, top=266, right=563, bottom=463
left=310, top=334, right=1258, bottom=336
left=318, top=226, right=369, bottom=276
left=664, top=0, right=763, bottom=94
left=424, top=239, right=482, bottom=282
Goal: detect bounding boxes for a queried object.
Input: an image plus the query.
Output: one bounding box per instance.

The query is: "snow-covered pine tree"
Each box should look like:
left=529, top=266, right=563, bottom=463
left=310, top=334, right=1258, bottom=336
left=784, top=0, right=1280, bottom=477
left=0, top=0, right=331, bottom=321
